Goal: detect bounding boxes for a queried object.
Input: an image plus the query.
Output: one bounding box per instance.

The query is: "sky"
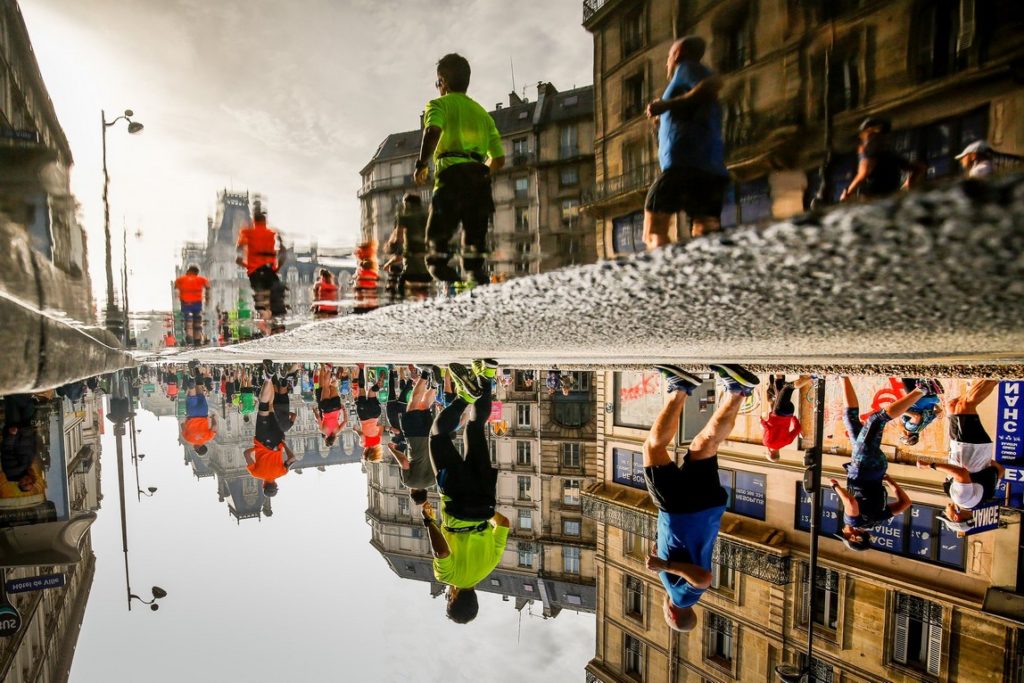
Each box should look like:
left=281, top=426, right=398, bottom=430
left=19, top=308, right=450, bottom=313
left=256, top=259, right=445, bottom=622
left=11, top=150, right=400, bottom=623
left=73, top=400, right=595, bottom=682
left=20, top=0, right=593, bottom=311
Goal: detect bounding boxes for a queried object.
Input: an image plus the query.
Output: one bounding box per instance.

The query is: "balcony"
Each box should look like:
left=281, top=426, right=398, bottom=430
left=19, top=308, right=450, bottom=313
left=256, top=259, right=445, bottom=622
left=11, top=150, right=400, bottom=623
left=582, top=0, right=614, bottom=25
left=357, top=174, right=415, bottom=198
left=581, top=162, right=659, bottom=207
left=510, top=152, right=536, bottom=167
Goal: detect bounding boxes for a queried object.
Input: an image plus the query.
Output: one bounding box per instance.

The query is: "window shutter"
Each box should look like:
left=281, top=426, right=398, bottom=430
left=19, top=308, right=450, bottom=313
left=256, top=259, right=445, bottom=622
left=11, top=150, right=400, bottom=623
left=927, top=619, right=943, bottom=675
left=893, top=612, right=910, bottom=664
left=957, top=0, right=976, bottom=54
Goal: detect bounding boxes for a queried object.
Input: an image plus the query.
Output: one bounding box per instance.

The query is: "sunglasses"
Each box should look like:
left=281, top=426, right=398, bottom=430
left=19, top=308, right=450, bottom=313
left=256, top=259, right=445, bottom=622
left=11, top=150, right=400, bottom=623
left=435, top=78, right=443, bottom=89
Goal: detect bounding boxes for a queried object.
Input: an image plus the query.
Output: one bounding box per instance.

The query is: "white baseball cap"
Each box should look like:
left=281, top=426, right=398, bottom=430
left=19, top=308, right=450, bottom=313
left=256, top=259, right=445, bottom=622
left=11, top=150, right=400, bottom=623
left=956, top=140, right=990, bottom=159
left=937, top=513, right=972, bottom=533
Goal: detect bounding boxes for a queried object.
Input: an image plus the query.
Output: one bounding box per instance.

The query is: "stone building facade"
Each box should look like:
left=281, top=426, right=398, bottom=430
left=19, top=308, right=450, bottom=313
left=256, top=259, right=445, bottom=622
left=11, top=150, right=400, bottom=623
left=581, top=0, right=1024, bottom=257
left=358, top=83, right=596, bottom=279
left=584, top=369, right=1024, bottom=683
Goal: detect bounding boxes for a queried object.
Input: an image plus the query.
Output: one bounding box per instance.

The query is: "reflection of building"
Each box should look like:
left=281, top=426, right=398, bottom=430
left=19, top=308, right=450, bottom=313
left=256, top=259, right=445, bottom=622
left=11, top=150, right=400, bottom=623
left=584, top=370, right=1023, bottom=683
left=359, top=84, right=597, bottom=278
left=176, top=392, right=362, bottom=523
left=0, top=0, right=91, bottom=319
left=0, top=391, right=102, bottom=681
left=365, top=369, right=600, bottom=615
left=582, top=0, right=1024, bottom=257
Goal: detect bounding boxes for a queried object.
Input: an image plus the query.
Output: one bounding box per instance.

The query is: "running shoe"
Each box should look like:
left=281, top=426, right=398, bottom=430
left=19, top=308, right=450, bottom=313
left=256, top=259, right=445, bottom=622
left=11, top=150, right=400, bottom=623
left=471, top=359, right=499, bottom=380
left=913, top=378, right=944, bottom=397
left=709, top=364, right=760, bottom=395
left=262, top=359, right=278, bottom=377
left=654, top=365, right=702, bottom=395
left=448, top=363, right=482, bottom=403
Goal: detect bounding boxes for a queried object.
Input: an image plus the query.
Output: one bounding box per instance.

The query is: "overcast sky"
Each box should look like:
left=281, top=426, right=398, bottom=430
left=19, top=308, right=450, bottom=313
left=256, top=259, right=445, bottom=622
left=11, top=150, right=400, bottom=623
left=21, top=0, right=593, bottom=311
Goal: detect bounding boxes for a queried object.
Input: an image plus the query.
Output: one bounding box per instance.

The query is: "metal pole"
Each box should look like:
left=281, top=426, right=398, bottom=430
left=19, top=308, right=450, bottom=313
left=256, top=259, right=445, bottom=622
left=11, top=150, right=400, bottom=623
left=804, top=376, right=827, bottom=679
left=102, top=110, right=114, bottom=313
left=113, top=374, right=132, bottom=611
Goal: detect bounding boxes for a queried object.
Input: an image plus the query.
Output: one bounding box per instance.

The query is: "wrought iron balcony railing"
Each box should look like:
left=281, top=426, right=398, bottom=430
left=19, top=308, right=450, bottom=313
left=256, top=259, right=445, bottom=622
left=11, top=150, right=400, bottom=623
left=582, top=162, right=660, bottom=205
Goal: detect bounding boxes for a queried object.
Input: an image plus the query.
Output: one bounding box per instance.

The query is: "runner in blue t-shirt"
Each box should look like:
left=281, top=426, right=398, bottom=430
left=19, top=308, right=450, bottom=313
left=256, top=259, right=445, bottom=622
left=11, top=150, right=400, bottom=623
left=642, top=362, right=759, bottom=632
left=643, top=35, right=729, bottom=250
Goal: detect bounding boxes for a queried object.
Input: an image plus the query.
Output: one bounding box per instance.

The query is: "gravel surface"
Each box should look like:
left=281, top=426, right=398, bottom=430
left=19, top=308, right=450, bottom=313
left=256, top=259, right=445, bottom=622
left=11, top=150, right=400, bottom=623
left=165, top=174, right=1024, bottom=379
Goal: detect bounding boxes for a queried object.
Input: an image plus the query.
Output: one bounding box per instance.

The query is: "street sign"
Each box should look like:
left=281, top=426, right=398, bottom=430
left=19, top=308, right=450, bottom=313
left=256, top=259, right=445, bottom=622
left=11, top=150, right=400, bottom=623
left=5, top=573, right=66, bottom=594
left=996, top=381, right=1024, bottom=509
left=0, top=601, right=21, bottom=638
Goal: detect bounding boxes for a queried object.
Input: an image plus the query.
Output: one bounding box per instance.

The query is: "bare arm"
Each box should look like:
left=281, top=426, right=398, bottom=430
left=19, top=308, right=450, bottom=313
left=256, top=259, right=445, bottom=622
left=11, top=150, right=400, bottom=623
left=283, top=442, right=296, bottom=465
left=487, top=155, right=505, bottom=172
left=885, top=475, right=913, bottom=515
left=646, top=554, right=712, bottom=589
left=243, top=448, right=255, bottom=466
left=992, top=460, right=1006, bottom=478
left=235, top=246, right=246, bottom=268
left=655, top=75, right=723, bottom=116
left=492, top=512, right=510, bottom=528
left=919, top=461, right=972, bottom=483
left=829, top=479, right=859, bottom=517
left=840, top=157, right=874, bottom=201
left=415, top=126, right=442, bottom=185
left=422, top=501, right=450, bottom=559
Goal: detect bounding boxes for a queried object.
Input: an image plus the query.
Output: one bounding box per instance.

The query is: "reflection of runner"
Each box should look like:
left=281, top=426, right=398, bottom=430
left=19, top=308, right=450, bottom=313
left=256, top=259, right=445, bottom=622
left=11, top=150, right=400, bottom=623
left=392, top=369, right=437, bottom=492
left=355, top=365, right=383, bottom=461
left=830, top=377, right=930, bottom=551
left=761, top=375, right=811, bottom=461
left=313, top=366, right=348, bottom=447
left=174, top=264, right=210, bottom=347
left=643, top=364, right=758, bottom=632
left=422, top=360, right=506, bottom=624
left=244, top=376, right=297, bottom=497
left=916, top=380, right=1002, bottom=530
left=181, top=370, right=217, bottom=455
left=237, top=208, right=286, bottom=332
left=899, top=378, right=944, bottom=446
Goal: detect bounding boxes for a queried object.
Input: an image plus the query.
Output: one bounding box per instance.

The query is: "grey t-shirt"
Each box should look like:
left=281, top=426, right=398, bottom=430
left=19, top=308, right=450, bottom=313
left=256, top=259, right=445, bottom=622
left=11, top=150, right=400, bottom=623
left=400, top=437, right=435, bottom=490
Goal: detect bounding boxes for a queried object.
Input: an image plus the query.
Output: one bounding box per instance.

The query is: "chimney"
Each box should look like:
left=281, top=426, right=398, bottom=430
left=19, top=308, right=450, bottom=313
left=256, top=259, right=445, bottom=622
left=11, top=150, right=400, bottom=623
left=419, top=110, right=425, bottom=129
left=537, top=82, right=558, bottom=99
left=495, top=102, right=503, bottom=110
left=509, top=91, right=523, bottom=106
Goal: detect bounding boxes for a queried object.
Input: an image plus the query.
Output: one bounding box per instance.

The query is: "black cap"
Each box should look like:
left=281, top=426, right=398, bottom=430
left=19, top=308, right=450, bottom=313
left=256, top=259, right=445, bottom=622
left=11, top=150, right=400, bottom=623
left=859, top=116, right=891, bottom=134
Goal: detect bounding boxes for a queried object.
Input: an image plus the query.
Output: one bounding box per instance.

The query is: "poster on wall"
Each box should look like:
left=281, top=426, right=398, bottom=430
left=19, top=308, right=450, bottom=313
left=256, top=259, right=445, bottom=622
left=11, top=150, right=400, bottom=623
left=614, top=371, right=663, bottom=429
left=0, top=407, right=71, bottom=529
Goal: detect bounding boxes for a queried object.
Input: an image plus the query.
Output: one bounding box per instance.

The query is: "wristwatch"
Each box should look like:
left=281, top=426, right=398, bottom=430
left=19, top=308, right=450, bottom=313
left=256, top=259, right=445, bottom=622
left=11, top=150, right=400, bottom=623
left=415, top=159, right=429, bottom=172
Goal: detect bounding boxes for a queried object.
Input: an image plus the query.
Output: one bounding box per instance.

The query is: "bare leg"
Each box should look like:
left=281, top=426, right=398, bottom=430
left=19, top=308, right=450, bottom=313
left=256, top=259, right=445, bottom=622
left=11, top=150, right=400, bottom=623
left=690, top=216, right=721, bottom=238
left=258, top=377, right=275, bottom=405
left=885, top=388, right=925, bottom=419
left=950, top=379, right=998, bottom=414
left=643, top=210, right=673, bottom=251
left=643, top=392, right=686, bottom=467
left=792, top=375, right=813, bottom=390
left=688, top=392, right=744, bottom=460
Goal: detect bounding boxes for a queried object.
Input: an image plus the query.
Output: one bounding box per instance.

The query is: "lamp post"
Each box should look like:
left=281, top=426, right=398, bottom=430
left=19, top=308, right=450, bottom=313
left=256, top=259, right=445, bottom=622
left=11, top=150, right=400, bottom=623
left=775, top=376, right=828, bottom=683
left=102, top=109, right=143, bottom=340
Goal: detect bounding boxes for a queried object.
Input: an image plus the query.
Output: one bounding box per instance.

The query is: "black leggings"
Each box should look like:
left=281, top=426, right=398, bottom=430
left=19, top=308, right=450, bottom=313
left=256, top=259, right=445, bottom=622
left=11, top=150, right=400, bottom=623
left=429, top=380, right=495, bottom=518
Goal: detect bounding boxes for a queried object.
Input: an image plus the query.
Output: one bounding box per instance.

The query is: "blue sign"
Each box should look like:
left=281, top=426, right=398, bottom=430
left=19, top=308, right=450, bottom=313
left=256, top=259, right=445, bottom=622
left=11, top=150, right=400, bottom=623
left=733, top=471, right=766, bottom=520
left=964, top=502, right=1001, bottom=535
left=612, top=448, right=645, bottom=490
left=869, top=512, right=905, bottom=553
left=908, top=506, right=936, bottom=558
left=719, top=470, right=734, bottom=509
left=996, top=381, right=1024, bottom=460
left=5, top=573, right=66, bottom=594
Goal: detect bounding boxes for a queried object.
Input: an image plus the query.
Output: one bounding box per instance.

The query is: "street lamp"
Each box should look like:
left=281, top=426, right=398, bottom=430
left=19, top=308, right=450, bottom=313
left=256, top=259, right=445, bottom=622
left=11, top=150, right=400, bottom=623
left=102, top=108, right=143, bottom=341
left=774, top=377, right=828, bottom=683
left=129, top=586, right=168, bottom=611
left=138, top=487, right=157, bottom=497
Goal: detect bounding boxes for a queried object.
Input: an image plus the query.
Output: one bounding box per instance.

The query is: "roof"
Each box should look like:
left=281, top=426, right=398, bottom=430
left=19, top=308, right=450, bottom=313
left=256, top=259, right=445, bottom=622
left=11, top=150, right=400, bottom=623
left=546, top=85, right=594, bottom=124
left=361, top=130, right=422, bottom=174
left=490, top=101, right=537, bottom=136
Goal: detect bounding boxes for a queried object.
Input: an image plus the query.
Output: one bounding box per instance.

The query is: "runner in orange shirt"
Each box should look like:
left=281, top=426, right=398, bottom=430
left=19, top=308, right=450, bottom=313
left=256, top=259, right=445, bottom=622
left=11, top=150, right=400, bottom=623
left=243, top=372, right=297, bottom=497
left=180, top=368, right=217, bottom=455
left=236, top=207, right=286, bottom=332
left=173, top=264, right=210, bottom=347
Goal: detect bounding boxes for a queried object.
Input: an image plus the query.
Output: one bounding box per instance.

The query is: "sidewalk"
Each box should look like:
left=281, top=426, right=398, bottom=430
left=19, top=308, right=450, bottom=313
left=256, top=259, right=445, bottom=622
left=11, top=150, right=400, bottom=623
left=165, top=174, right=1024, bottom=377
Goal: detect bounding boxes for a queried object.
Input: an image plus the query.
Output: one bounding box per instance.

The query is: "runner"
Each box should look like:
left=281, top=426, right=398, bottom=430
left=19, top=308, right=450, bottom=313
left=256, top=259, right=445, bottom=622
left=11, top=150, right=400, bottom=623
left=414, top=53, right=505, bottom=288
left=311, top=269, right=340, bottom=318
left=840, top=117, right=925, bottom=201
left=313, top=365, right=348, bottom=447
left=180, top=367, right=217, bottom=456
left=237, top=367, right=257, bottom=423
left=174, top=264, right=210, bottom=347
left=236, top=207, right=286, bottom=331
left=898, top=378, right=944, bottom=446
left=420, top=359, right=506, bottom=624
left=642, top=363, right=758, bottom=631
left=957, top=140, right=995, bottom=179
left=354, top=364, right=384, bottom=461
left=243, top=375, right=298, bottom=498
left=396, top=368, right=439, bottom=495
left=830, top=376, right=932, bottom=551
left=916, top=379, right=1003, bottom=529
left=384, top=365, right=414, bottom=459
left=389, top=193, right=432, bottom=301
left=761, top=374, right=812, bottom=461
left=352, top=241, right=380, bottom=314
left=643, top=35, right=728, bottom=248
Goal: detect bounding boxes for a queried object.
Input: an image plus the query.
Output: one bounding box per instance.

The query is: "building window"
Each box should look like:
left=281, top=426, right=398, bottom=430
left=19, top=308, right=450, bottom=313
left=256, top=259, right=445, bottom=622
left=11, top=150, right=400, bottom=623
left=623, top=634, right=644, bottom=680
left=398, top=496, right=410, bottom=516
left=516, top=403, right=532, bottom=428
left=560, top=198, right=580, bottom=228
left=514, top=261, right=530, bottom=275
left=621, top=6, right=644, bottom=59
left=564, top=546, right=581, bottom=575
left=515, top=240, right=533, bottom=256
left=514, top=206, right=529, bottom=232
left=561, top=442, right=581, bottom=468
left=559, top=166, right=579, bottom=187
left=892, top=593, right=943, bottom=676
left=622, top=72, right=645, bottom=121
left=516, top=440, right=532, bottom=466
left=911, top=0, right=972, bottom=82
left=802, top=565, right=841, bottom=630
left=512, top=137, right=529, bottom=165
left=717, top=9, right=753, bottom=73
left=518, top=542, right=534, bottom=567
left=514, top=177, right=529, bottom=200
left=563, top=518, right=581, bottom=536
left=559, top=124, right=578, bottom=159
left=623, top=531, right=646, bottom=561
left=827, top=53, right=860, bottom=114
left=711, top=561, right=736, bottom=594
left=625, top=575, right=645, bottom=619
left=517, top=475, right=532, bottom=501
left=563, top=478, right=582, bottom=506
left=489, top=438, right=496, bottom=464
left=704, top=611, right=735, bottom=668
left=612, top=210, right=645, bottom=254
left=518, top=508, right=532, bottom=530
